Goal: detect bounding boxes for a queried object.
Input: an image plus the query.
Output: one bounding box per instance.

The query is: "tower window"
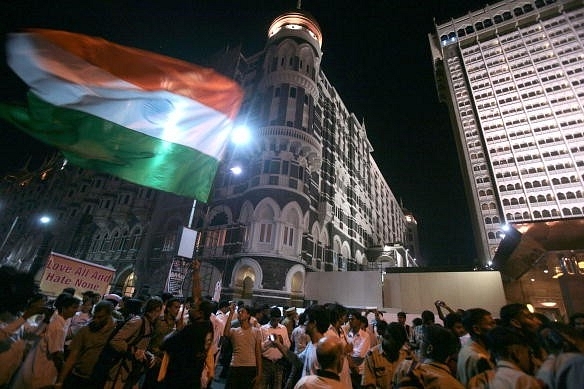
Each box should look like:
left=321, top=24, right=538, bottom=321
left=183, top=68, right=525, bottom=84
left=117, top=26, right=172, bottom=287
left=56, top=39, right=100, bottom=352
left=290, top=87, right=297, bottom=98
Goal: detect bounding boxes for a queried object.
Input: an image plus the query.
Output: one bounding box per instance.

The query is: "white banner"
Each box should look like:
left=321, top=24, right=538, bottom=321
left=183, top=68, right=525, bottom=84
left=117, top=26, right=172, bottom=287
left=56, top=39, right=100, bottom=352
left=40, top=252, right=115, bottom=296
left=165, top=257, right=192, bottom=296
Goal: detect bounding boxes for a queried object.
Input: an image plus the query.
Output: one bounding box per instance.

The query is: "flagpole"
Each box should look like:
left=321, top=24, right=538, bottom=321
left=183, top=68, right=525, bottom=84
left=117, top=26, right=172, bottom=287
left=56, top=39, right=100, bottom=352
left=188, top=199, right=196, bottom=229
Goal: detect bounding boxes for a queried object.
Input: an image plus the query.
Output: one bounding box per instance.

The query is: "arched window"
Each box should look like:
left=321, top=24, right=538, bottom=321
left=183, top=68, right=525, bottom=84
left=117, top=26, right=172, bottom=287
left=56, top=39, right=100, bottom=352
left=485, top=217, right=492, bottom=224
left=551, top=209, right=560, bottom=217
left=488, top=232, right=496, bottom=239
left=563, top=208, right=572, bottom=216
left=511, top=198, right=519, bottom=205
left=503, top=199, right=511, bottom=206
left=123, top=272, right=136, bottom=297
left=558, top=193, right=566, bottom=200
left=572, top=207, right=582, bottom=215
left=515, top=212, right=522, bottom=219
left=493, top=216, right=500, bottom=223
left=529, top=196, right=537, bottom=203
left=534, top=211, right=542, bottom=218
left=542, top=210, right=551, bottom=217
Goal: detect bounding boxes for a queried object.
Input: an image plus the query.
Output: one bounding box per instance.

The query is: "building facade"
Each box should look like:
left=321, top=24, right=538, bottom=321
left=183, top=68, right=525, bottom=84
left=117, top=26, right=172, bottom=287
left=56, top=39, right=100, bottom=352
left=1, top=8, right=418, bottom=305
left=194, top=9, right=417, bottom=306
left=429, top=0, right=584, bottom=263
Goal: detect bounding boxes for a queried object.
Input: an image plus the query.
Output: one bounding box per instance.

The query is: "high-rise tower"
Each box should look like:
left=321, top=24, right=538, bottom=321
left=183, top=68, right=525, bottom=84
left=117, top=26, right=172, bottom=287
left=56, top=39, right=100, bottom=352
left=429, top=0, right=584, bottom=264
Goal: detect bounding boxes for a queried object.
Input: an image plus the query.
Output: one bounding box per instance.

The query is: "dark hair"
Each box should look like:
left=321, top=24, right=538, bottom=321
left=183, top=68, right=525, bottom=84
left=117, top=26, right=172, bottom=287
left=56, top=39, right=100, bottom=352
left=326, top=303, right=348, bottom=326
left=359, top=316, right=368, bottom=328
left=383, top=322, right=408, bottom=361
left=94, top=300, right=114, bottom=314
left=143, top=297, right=163, bottom=314
left=412, top=318, right=423, bottom=326
left=444, top=312, right=462, bottom=330
left=270, top=306, right=282, bottom=319
left=164, top=297, right=181, bottom=313
left=62, top=287, right=76, bottom=296
left=499, top=303, right=527, bottom=327
left=198, top=300, right=215, bottom=320
left=397, top=311, right=407, bottom=318
left=421, top=310, right=435, bottom=324
left=305, top=304, right=330, bottom=334
left=219, top=300, right=230, bottom=309
left=376, top=320, right=388, bottom=336
left=462, top=308, right=492, bottom=333
left=55, top=293, right=81, bottom=312
left=424, top=324, right=461, bottom=362
left=298, top=312, right=307, bottom=326
left=486, top=325, right=529, bottom=358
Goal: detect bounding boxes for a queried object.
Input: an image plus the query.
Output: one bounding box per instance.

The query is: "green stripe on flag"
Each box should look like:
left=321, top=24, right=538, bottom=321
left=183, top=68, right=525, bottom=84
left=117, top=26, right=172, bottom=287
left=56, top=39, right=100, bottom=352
left=1, top=92, right=219, bottom=201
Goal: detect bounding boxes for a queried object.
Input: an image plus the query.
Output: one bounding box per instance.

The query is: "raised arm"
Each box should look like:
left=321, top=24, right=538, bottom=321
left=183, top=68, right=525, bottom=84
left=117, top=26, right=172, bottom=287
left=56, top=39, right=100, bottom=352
left=191, top=259, right=202, bottom=307
left=223, top=302, right=236, bottom=337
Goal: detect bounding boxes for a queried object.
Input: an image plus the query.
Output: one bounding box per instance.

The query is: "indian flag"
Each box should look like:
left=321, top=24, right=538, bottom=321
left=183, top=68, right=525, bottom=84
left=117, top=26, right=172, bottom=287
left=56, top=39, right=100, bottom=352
left=1, top=29, right=243, bottom=201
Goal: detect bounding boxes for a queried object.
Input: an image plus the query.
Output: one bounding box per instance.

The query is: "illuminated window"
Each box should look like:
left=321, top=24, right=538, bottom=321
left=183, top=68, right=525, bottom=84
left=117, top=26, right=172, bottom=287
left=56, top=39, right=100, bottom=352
left=123, top=272, right=136, bottom=297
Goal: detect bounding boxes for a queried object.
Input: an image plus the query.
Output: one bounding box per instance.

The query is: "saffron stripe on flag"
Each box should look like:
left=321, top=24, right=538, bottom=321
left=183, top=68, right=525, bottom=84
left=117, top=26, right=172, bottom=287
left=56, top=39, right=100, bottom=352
left=26, top=29, right=242, bottom=119
left=7, top=33, right=234, bottom=160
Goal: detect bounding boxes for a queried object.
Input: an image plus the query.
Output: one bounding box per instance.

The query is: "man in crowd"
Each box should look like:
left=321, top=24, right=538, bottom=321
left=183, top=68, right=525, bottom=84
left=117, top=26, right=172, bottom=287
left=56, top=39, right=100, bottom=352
left=396, top=312, right=412, bottom=343
left=457, top=308, right=496, bottom=386
left=294, top=336, right=346, bottom=389
left=56, top=300, right=117, bottom=389
left=223, top=302, right=263, bottom=389
left=299, top=304, right=330, bottom=377
left=260, top=307, right=291, bottom=389
left=486, top=326, right=542, bottom=388
left=346, top=311, right=370, bottom=389
left=417, top=325, right=464, bottom=388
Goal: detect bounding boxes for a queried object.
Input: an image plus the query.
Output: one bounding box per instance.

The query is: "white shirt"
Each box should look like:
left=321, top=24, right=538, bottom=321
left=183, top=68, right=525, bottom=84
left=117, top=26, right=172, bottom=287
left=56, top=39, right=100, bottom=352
left=260, top=322, right=291, bottom=361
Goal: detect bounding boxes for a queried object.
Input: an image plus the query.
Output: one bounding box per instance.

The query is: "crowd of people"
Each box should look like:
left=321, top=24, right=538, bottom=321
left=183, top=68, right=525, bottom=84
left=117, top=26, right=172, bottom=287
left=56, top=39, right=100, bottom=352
left=2, top=263, right=584, bottom=389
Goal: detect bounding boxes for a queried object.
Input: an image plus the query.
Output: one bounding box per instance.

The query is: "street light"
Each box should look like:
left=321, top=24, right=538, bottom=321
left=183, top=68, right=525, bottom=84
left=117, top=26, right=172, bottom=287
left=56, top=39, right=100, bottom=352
left=30, top=214, right=54, bottom=276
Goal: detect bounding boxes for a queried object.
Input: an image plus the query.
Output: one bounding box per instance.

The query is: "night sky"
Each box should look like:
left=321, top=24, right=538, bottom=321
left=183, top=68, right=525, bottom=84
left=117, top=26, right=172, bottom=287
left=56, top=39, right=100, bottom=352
left=1, top=0, right=491, bottom=266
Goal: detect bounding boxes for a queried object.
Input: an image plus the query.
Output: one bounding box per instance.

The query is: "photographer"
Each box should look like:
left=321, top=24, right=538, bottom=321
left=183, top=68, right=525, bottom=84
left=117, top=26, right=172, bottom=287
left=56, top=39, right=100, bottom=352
left=260, top=307, right=291, bottom=389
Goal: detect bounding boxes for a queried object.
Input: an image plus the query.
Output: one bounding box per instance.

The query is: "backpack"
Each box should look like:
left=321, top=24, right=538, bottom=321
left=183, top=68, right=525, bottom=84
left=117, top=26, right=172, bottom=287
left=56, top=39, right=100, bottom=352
left=90, top=317, right=146, bottom=387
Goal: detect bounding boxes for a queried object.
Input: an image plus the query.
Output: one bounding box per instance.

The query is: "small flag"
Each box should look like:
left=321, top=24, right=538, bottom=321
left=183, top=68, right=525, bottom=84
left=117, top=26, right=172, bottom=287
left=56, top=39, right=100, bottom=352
left=1, top=29, right=243, bottom=201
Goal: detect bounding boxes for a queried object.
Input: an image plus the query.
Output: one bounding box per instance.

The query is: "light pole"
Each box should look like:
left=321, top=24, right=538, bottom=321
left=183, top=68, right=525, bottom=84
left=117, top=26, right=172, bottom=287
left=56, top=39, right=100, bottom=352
left=0, top=216, right=19, bottom=255
left=30, top=215, right=53, bottom=277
